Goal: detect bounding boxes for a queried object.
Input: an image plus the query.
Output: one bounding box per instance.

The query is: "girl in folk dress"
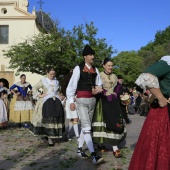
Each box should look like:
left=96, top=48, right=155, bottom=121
left=29, top=67, right=65, bottom=147
left=0, top=88, right=8, bottom=127
left=0, top=79, right=11, bottom=118
left=65, top=99, right=79, bottom=140
left=61, top=70, right=80, bottom=140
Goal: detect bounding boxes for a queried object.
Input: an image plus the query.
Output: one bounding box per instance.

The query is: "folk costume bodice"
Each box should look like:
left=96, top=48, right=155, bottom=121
left=100, top=72, right=118, bottom=96
left=10, top=82, right=32, bottom=97
left=77, top=62, right=97, bottom=91
left=32, top=77, right=60, bottom=103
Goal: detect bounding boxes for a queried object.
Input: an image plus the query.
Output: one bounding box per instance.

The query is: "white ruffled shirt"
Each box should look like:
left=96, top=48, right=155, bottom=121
left=66, top=63, right=102, bottom=103
left=135, top=56, right=170, bottom=90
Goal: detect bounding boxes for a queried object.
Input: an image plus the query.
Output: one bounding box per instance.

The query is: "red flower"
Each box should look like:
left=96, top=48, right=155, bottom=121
left=116, top=123, right=122, bottom=128
left=116, top=123, right=120, bottom=127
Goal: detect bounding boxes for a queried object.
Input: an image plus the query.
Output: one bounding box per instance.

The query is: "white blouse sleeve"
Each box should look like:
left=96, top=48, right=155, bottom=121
left=32, top=80, right=43, bottom=100
left=66, top=66, right=80, bottom=103
left=135, top=73, right=159, bottom=90
left=95, top=68, right=102, bottom=86
left=160, top=56, right=170, bottom=65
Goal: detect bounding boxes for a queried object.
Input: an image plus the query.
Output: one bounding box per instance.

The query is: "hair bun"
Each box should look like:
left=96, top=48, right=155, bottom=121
left=103, top=57, right=112, bottom=65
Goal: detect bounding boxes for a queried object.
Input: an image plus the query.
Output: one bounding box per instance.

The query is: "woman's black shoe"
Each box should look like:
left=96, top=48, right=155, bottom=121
left=48, top=143, right=54, bottom=147
left=126, top=120, right=132, bottom=124
left=44, top=137, right=48, bottom=141
left=41, top=137, right=48, bottom=143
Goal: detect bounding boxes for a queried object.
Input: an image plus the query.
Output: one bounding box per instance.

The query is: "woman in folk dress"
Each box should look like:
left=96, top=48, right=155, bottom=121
left=92, top=58, right=126, bottom=158
left=29, top=67, right=65, bottom=147
left=9, top=74, right=33, bottom=127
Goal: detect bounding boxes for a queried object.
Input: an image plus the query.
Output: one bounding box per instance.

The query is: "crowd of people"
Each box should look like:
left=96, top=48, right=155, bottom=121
left=0, top=45, right=169, bottom=169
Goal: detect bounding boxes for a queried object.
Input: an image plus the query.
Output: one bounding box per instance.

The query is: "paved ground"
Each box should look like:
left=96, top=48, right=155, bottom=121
left=0, top=114, right=145, bottom=170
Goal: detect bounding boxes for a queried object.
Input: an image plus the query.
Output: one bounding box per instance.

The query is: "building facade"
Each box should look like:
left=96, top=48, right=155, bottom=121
left=0, top=0, right=44, bottom=86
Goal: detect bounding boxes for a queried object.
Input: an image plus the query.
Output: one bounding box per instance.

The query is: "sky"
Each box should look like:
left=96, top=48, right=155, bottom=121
left=28, top=0, right=170, bottom=54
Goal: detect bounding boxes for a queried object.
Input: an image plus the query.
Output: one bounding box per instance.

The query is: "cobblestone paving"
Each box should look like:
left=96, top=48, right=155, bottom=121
left=0, top=114, right=145, bottom=170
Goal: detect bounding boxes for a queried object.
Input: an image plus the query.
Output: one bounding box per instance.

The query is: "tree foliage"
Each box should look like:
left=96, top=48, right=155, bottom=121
left=4, top=22, right=115, bottom=80
left=112, top=51, right=144, bottom=87
left=112, top=25, right=170, bottom=87
left=36, top=11, right=55, bottom=32
left=154, top=26, right=170, bottom=46
left=138, top=26, right=170, bottom=69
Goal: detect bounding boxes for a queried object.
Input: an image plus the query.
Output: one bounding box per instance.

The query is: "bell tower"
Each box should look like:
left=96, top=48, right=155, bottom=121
left=18, top=0, right=28, bottom=11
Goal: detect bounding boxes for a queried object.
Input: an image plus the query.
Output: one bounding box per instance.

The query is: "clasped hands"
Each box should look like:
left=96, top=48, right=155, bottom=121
left=92, top=86, right=103, bottom=95
left=70, top=86, right=103, bottom=111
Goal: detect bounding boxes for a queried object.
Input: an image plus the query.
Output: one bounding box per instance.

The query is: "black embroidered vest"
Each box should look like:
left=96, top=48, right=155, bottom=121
left=77, top=62, right=97, bottom=91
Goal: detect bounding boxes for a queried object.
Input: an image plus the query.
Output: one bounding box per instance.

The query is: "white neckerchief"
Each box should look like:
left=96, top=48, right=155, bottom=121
left=41, top=77, right=60, bottom=103
left=0, top=87, right=4, bottom=92
left=15, top=81, right=30, bottom=87
left=85, top=63, right=91, bottom=69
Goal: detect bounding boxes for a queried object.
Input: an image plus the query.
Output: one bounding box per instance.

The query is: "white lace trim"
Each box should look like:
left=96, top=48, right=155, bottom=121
left=92, top=122, right=106, bottom=127
left=1, top=87, right=11, bottom=95
left=14, top=101, right=34, bottom=111
left=160, top=56, right=170, bottom=65
left=92, top=131, right=126, bottom=139
left=0, top=87, right=4, bottom=92
left=15, top=81, right=30, bottom=87
left=41, top=77, right=59, bottom=92
left=135, top=73, right=159, bottom=91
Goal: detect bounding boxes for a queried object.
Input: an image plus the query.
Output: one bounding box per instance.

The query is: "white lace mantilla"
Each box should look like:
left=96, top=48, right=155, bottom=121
left=14, top=101, right=34, bottom=111
left=161, top=56, right=170, bottom=65
left=41, top=78, right=60, bottom=103
left=135, top=73, right=159, bottom=91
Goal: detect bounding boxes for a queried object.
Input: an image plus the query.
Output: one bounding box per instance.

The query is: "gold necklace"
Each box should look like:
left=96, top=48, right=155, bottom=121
left=51, top=84, right=54, bottom=91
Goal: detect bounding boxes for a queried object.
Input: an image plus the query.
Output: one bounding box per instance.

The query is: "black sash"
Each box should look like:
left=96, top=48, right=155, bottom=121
left=150, top=99, right=170, bottom=119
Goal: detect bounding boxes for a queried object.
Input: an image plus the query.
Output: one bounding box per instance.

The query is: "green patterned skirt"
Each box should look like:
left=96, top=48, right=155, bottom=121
left=92, top=98, right=126, bottom=146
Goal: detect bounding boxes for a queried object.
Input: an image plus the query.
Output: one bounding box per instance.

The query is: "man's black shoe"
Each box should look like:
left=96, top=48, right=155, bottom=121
left=126, top=120, right=132, bottom=124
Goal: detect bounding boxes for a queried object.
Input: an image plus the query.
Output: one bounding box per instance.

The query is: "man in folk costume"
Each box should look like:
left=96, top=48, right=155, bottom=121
left=66, top=44, right=104, bottom=164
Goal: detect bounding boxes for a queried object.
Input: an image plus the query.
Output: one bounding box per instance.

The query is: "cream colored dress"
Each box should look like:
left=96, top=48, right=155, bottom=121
left=30, top=78, right=65, bottom=138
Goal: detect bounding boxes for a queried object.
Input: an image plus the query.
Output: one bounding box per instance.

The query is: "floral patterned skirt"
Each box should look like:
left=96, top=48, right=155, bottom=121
left=129, top=106, right=170, bottom=170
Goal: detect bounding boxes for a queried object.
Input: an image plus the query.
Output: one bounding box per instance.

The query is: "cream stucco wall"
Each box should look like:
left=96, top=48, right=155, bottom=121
left=0, top=0, right=44, bottom=86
